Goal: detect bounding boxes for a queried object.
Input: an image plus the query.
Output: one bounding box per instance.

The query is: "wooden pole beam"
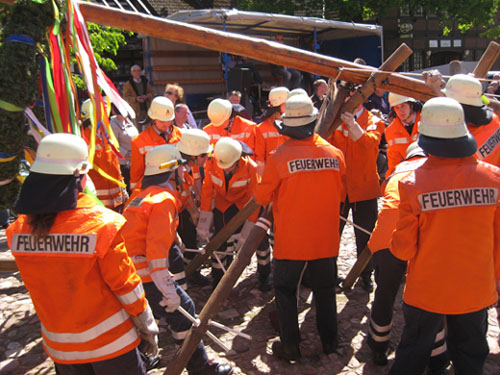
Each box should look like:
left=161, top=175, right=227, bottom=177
left=0, top=257, right=17, bottom=273
left=77, top=2, right=436, bottom=102
left=164, top=208, right=273, bottom=375
left=342, top=246, right=372, bottom=290
left=316, top=43, right=413, bottom=139
left=473, top=41, right=500, bottom=78
left=185, top=198, right=260, bottom=276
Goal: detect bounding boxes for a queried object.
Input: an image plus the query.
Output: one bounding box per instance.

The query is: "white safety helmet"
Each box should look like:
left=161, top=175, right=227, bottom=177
left=281, top=94, right=318, bottom=127
left=388, top=92, right=416, bottom=108
left=417, top=97, right=477, bottom=157
left=444, top=74, right=484, bottom=107
left=207, top=98, right=233, bottom=127
left=268, top=87, right=290, bottom=107
left=288, top=88, right=308, bottom=98
left=213, top=137, right=242, bottom=169
left=147, top=96, right=175, bottom=121
left=177, top=129, right=213, bottom=156
left=31, top=133, right=91, bottom=175
left=144, top=144, right=184, bottom=176
left=81, top=99, right=92, bottom=121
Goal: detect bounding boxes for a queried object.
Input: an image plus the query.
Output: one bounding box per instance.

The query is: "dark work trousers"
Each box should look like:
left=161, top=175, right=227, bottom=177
left=178, top=209, right=197, bottom=264
left=55, top=347, right=146, bottom=375
left=169, top=243, right=187, bottom=290
left=389, top=304, right=489, bottom=375
left=368, top=249, right=407, bottom=354
left=368, top=250, right=449, bottom=371
left=212, top=204, right=271, bottom=285
left=339, top=196, right=378, bottom=280
left=143, top=282, right=208, bottom=372
left=273, top=257, right=338, bottom=350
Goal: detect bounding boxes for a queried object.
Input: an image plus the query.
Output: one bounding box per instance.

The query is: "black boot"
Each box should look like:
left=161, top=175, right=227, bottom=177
left=188, top=360, right=233, bottom=375
left=360, top=275, right=373, bottom=292
left=271, top=341, right=301, bottom=362
left=188, top=270, right=211, bottom=286
left=258, top=273, right=272, bottom=292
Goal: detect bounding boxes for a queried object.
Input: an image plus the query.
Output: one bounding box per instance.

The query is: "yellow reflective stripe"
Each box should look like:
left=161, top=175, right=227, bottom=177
left=41, top=309, right=130, bottom=343
left=210, top=175, right=223, bottom=186
left=231, top=179, right=250, bottom=188
left=44, top=327, right=138, bottom=362
left=117, top=283, right=144, bottom=306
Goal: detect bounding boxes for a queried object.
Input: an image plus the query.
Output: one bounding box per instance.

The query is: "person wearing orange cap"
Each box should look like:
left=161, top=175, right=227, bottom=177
left=122, top=144, right=233, bottom=375
left=7, top=133, right=158, bottom=375
left=129, top=96, right=182, bottom=191
left=389, top=97, right=500, bottom=375
left=203, top=98, right=256, bottom=150
left=255, top=94, right=346, bottom=361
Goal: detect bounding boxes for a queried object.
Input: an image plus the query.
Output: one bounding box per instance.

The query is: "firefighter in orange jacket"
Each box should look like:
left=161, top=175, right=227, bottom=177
left=384, top=93, right=422, bottom=176
left=444, top=74, right=500, bottom=167
left=203, top=98, right=256, bottom=150
left=80, top=99, right=128, bottom=211
left=122, top=144, right=233, bottom=375
left=328, top=94, right=385, bottom=292
left=196, top=137, right=271, bottom=289
left=389, top=97, right=500, bottom=375
left=366, top=143, right=449, bottom=373
left=7, top=133, right=158, bottom=375
left=255, top=94, right=346, bottom=361
left=130, top=96, right=182, bottom=191
left=254, top=86, right=289, bottom=175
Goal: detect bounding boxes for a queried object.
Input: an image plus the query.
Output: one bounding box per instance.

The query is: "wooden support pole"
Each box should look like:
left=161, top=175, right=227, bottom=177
left=164, top=208, right=273, bottom=375
left=0, top=258, right=17, bottom=273
left=185, top=198, right=260, bottom=277
left=316, top=43, right=413, bottom=139
left=77, top=2, right=436, bottom=102
left=473, top=41, right=500, bottom=78
left=342, top=246, right=372, bottom=290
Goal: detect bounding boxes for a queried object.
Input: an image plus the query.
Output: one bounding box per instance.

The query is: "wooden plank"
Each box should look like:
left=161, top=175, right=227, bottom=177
left=78, top=2, right=437, bottom=102
left=154, top=65, right=221, bottom=72
left=473, top=41, right=500, bottom=78
left=150, top=50, right=220, bottom=58
left=342, top=246, right=372, bottom=290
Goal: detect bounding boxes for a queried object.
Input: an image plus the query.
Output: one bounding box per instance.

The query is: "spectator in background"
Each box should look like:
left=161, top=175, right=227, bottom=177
left=364, top=89, right=390, bottom=116
left=174, top=103, right=196, bottom=129
left=310, top=79, right=328, bottom=109
left=122, top=65, right=154, bottom=129
left=164, top=83, right=198, bottom=128
left=227, top=90, right=251, bottom=120
left=110, top=103, right=139, bottom=194
left=272, top=34, right=302, bottom=90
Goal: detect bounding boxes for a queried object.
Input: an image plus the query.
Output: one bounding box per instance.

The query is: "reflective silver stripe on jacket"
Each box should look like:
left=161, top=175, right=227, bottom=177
left=138, top=145, right=154, bottom=154
left=41, top=309, right=130, bottom=343
left=387, top=137, right=409, bottom=146
left=95, top=187, right=122, bottom=196
left=148, top=258, right=168, bottom=271
left=262, top=131, right=280, bottom=138
left=210, top=175, right=223, bottom=187
left=44, top=327, right=138, bottom=362
left=117, top=283, right=144, bottom=306
left=231, top=179, right=250, bottom=188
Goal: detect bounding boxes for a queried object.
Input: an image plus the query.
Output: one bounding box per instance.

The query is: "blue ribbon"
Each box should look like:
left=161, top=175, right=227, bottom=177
left=7, top=34, right=35, bottom=46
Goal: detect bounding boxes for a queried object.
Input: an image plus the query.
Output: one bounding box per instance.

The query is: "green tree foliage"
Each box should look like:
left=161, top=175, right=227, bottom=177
left=238, top=0, right=500, bottom=35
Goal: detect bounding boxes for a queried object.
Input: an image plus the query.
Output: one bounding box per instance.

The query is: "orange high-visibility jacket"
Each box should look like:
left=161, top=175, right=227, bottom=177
left=203, top=116, right=256, bottom=150
left=122, top=185, right=179, bottom=284
left=6, top=194, right=146, bottom=364
left=129, top=125, right=182, bottom=190
left=367, top=157, right=427, bottom=253
left=255, top=134, right=346, bottom=260
left=200, top=156, right=259, bottom=221
left=328, top=108, right=384, bottom=202
left=82, top=128, right=126, bottom=209
left=470, top=113, right=500, bottom=167
left=385, top=112, right=421, bottom=176
left=390, top=156, right=500, bottom=314
left=254, top=117, right=287, bottom=163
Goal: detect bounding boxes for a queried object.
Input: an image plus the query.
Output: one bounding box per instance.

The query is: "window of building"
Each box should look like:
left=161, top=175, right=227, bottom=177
left=453, top=39, right=462, bottom=47
left=429, top=40, right=438, bottom=48
left=400, top=4, right=410, bottom=16
left=414, top=6, right=424, bottom=16
left=402, top=59, right=410, bottom=72
left=413, top=52, right=423, bottom=71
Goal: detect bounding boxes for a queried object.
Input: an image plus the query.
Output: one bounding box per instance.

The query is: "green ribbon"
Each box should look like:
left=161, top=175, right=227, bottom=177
left=0, top=99, right=24, bottom=112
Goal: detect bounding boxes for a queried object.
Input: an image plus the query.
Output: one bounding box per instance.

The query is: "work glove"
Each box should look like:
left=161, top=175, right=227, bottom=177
left=151, top=270, right=181, bottom=313
left=235, top=220, right=255, bottom=251
left=196, top=210, right=213, bottom=245
left=341, top=112, right=364, bottom=141
left=131, top=304, right=159, bottom=356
